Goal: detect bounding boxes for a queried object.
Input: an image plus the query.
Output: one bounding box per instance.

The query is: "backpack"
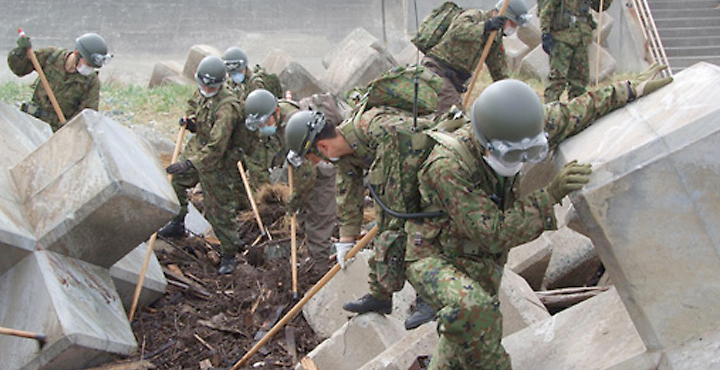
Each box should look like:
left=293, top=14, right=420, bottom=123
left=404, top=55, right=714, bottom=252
left=297, top=92, right=350, bottom=126
left=364, top=64, right=444, bottom=115
left=411, top=1, right=463, bottom=53
left=249, top=64, right=284, bottom=98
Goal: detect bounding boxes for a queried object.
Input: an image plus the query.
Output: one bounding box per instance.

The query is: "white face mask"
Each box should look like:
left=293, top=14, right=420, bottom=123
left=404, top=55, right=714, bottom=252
left=503, top=25, right=518, bottom=37
left=199, top=86, right=219, bottom=98
left=259, top=125, right=277, bottom=136
left=77, top=64, right=95, bottom=76
left=328, top=157, right=340, bottom=162
left=484, top=153, right=524, bottom=177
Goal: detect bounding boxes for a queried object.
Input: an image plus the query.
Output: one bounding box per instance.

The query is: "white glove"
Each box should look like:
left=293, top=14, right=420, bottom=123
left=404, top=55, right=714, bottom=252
left=334, top=242, right=354, bottom=269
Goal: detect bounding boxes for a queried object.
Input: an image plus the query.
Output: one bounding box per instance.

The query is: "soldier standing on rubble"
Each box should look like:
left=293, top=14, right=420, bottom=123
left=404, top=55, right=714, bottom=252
left=7, top=32, right=112, bottom=132
left=157, top=55, right=255, bottom=275
left=541, top=0, right=613, bottom=102
left=422, top=0, right=532, bottom=114
left=403, top=66, right=672, bottom=369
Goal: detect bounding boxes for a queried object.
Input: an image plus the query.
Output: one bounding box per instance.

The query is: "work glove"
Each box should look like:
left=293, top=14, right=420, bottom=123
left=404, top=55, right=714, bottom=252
left=541, top=33, right=554, bottom=54
left=166, top=160, right=193, bottom=175
left=484, top=16, right=507, bottom=33
left=333, top=242, right=354, bottom=269
left=179, top=117, right=197, bottom=133
left=546, top=160, right=592, bottom=203
left=628, top=63, right=673, bottom=101
left=16, top=34, right=31, bottom=50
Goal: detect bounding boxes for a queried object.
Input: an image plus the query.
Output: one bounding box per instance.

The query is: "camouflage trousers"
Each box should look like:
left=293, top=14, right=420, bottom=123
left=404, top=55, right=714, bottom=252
left=367, top=230, right=409, bottom=300
left=544, top=39, right=590, bottom=103
left=406, top=256, right=511, bottom=370
left=171, top=156, right=250, bottom=255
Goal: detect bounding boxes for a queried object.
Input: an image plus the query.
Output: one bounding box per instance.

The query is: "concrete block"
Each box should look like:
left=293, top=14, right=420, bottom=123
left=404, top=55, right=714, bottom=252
left=506, top=233, right=552, bottom=290
left=148, top=60, right=190, bottom=88
left=323, top=28, right=383, bottom=69
left=503, top=288, right=647, bottom=370
left=182, top=44, right=222, bottom=81
left=542, top=226, right=601, bottom=290
left=591, top=9, right=614, bottom=45
left=110, top=242, right=167, bottom=312
left=517, top=5, right=542, bottom=50
left=519, top=45, right=549, bottom=81
left=300, top=313, right=407, bottom=370
left=303, top=250, right=416, bottom=338
left=320, top=38, right=397, bottom=95
left=9, top=110, right=180, bottom=268
left=555, top=62, right=720, bottom=351
left=186, top=202, right=212, bottom=237
left=504, top=35, right=531, bottom=73
left=261, top=48, right=330, bottom=100
left=606, top=351, right=662, bottom=370
left=500, top=268, right=551, bottom=337
left=589, top=42, right=617, bottom=83
left=0, top=251, right=137, bottom=370
left=394, top=43, right=423, bottom=68
left=658, top=328, right=720, bottom=370
left=357, top=322, right=438, bottom=370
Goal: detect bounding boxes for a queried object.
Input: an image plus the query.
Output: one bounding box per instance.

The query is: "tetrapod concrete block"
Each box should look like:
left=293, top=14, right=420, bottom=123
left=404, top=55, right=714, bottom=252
left=504, top=35, right=531, bottom=73
left=322, top=28, right=384, bottom=69
left=0, top=250, right=137, bottom=370
left=517, top=5, right=542, bottom=49
left=503, top=288, right=646, bottom=370
left=110, top=242, right=167, bottom=313
left=507, top=232, right=552, bottom=290
left=321, top=36, right=397, bottom=95
left=148, top=60, right=189, bottom=88
left=9, top=110, right=180, bottom=268
left=555, top=62, right=720, bottom=352
left=261, top=49, right=330, bottom=101
left=357, top=322, right=438, bottom=370
left=541, top=226, right=601, bottom=290
left=182, top=44, right=221, bottom=81
left=500, top=268, right=551, bottom=337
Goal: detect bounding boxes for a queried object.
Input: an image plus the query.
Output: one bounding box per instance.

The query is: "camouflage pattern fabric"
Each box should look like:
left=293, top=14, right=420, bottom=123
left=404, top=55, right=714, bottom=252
left=249, top=64, right=283, bottom=98
left=365, top=64, right=444, bottom=115
left=171, top=86, right=254, bottom=255
left=225, top=68, right=254, bottom=101
left=541, top=0, right=613, bottom=102
left=404, top=80, right=634, bottom=369
left=7, top=46, right=100, bottom=131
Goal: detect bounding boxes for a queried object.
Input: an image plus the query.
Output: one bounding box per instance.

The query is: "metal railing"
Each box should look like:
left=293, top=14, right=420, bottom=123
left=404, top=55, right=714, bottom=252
left=631, top=0, right=674, bottom=77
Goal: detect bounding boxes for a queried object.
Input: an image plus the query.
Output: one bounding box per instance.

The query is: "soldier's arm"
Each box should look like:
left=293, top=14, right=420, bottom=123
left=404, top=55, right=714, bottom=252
left=7, top=46, right=55, bottom=77
left=78, top=77, right=101, bottom=112
left=187, top=102, right=238, bottom=172
left=420, top=152, right=555, bottom=255
left=544, top=80, right=632, bottom=149
left=335, top=158, right=365, bottom=239
left=486, top=38, right=509, bottom=82
left=539, top=0, right=559, bottom=33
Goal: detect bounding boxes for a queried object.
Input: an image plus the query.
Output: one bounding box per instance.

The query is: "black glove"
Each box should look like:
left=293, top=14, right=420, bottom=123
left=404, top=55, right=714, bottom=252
left=484, top=16, right=507, bottom=33
left=542, top=33, right=554, bottom=54
left=166, top=160, right=193, bottom=175
left=180, top=117, right=197, bottom=133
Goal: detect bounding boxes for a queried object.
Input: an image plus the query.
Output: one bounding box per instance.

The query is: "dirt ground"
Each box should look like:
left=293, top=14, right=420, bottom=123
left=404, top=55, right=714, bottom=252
left=114, top=185, right=330, bottom=370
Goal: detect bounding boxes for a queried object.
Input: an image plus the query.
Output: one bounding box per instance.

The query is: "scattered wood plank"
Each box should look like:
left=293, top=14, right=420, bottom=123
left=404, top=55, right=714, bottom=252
left=299, top=357, right=319, bottom=370
left=536, top=286, right=610, bottom=311
left=162, top=266, right=212, bottom=299
left=78, top=360, right=156, bottom=370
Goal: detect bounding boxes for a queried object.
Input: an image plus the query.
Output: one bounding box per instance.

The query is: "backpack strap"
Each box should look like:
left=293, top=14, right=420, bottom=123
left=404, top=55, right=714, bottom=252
left=426, top=130, right=478, bottom=175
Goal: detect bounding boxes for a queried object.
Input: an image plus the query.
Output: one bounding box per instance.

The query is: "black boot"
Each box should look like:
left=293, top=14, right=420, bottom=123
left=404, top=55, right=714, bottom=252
left=342, top=293, right=392, bottom=315
left=157, top=220, right=186, bottom=238
left=404, top=296, right=436, bottom=330
left=217, top=253, right=237, bottom=275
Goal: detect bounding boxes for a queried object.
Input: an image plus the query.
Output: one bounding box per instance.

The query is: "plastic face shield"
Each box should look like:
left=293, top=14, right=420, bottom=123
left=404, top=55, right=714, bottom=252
left=487, top=132, right=549, bottom=167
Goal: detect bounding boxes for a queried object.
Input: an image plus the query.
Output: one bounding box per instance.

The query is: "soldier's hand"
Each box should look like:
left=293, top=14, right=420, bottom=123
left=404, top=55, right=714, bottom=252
left=179, top=117, right=197, bottom=133
left=333, top=242, right=354, bottom=269
left=542, top=33, right=554, bottom=54
left=629, top=63, right=673, bottom=100
left=484, top=16, right=508, bottom=33
left=16, top=34, right=31, bottom=50
left=547, top=160, right=592, bottom=203
left=166, top=160, right=193, bottom=175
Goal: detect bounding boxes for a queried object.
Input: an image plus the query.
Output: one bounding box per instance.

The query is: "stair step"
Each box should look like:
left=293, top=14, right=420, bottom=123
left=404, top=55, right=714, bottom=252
left=667, top=56, right=720, bottom=71
left=655, top=17, right=720, bottom=29
left=664, top=45, right=720, bottom=57
left=652, top=8, right=720, bottom=19
left=658, top=26, right=720, bottom=38
left=660, top=36, right=720, bottom=48
left=648, top=0, right=720, bottom=11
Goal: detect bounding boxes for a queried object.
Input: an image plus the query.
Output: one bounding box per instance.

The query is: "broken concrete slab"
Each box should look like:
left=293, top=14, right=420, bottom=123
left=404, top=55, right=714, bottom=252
left=182, top=44, right=222, bottom=81
left=148, top=60, right=189, bottom=88
left=504, top=35, right=531, bottom=73
left=9, top=110, right=180, bottom=268
left=0, top=250, right=137, bottom=370
left=303, top=250, right=416, bottom=339
left=261, top=49, right=330, bottom=100
left=507, top=234, right=552, bottom=291
left=503, top=288, right=646, bottom=370
left=357, top=322, right=438, bottom=370
left=500, top=268, right=551, bottom=337
left=541, top=226, right=601, bottom=290
left=555, top=62, right=720, bottom=352
left=299, top=313, right=407, bottom=370
left=110, top=242, right=167, bottom=313
left=320, top=37, right=397, bottom=95
left=519, top=43, right=616, bottom=84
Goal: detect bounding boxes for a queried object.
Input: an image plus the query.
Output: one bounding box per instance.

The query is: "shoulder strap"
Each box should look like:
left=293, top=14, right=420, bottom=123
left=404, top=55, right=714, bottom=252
left=426, top=130, right=478, bottom=174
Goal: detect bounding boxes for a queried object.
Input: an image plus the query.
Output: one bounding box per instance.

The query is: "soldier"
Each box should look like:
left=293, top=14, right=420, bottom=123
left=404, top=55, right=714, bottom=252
left=7, top=32, right=111, bottom=131
left=222, top=46, right=253, bottom=100
left=158, top=55, right=255, bottom=275
left=423, top=0, right=532, bottom=114
left=243, top=88, right=290, bottom=189
left=403, top=66, right=672, bottom=369
left=541, top=0, right=613, bottom=102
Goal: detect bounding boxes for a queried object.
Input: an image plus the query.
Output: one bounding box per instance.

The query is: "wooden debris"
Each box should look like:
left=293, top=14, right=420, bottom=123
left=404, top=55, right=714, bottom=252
left=536, top=286, right=610, bottom=311
left=162, top=267, right=212, bottom=299
left=78, top=360, right=156, bottom=370
left=197, top=319, right=247, bottom=337
left=299, top=357, right=319, bottom=370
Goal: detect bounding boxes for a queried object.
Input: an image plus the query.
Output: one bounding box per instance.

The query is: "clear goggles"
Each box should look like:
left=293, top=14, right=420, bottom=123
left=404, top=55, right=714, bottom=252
left=245, top=112, right=273, bottom=131
left=89, top=53, right=113, bottom=68
left=486, top=132, right=549, bottom=166
left=224, top=59, right=247, bottom=72
left=196, top=72, right=224, bottom=88
left=516, top=13, right=533, bottom=27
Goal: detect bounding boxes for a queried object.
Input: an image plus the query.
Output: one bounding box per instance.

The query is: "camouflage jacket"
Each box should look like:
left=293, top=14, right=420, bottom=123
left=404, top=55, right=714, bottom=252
left=406, top=80, right=635, bottom=267
left=245, top=100, right=299, bottom=188
left=183, top=86, right=254, bottom=173
left=427, top=8, right=507, bottom=80
left=7, top=46, right=100, bottom=131
left=540, top=0, right=613, bottom=46
left=225, top=68, right=254, bottom=101
left=335, top=106, right=437, bottom=238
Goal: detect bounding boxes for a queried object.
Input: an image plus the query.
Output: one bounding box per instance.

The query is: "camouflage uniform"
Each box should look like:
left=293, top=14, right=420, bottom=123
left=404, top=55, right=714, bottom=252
left=225, top=68, right=254, bottom=101
left=425, top=8, right=508, bottom=114
left=171, top=86, right=255, bottom=255
left=7, top=46, right=100, bottom=132
left=405, top=81, right=633, bottom=369
left=541, top=0, right=613, bottom=102
left=336, top=106, right=438, bottom=300
left=245, top=100, right=297, bottom=189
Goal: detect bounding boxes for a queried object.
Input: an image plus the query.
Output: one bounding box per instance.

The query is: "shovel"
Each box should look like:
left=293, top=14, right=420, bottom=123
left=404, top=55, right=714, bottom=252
left=0, top=326, right=46, bottom=348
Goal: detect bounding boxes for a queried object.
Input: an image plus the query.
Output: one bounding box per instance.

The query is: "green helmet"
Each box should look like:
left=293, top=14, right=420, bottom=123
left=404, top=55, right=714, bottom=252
left=284, top=110, right=327, bottom=167
left=496, top=0, right=532, bottom=26
left=222, top=47, right=248, bottom=73
left=245, top=89, right=278, bottom=131
left=195, top=55, right=227, bottom=88
left=75, top=33, right=111, bottom=68
left=472, top=79, right=547, bottom=167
